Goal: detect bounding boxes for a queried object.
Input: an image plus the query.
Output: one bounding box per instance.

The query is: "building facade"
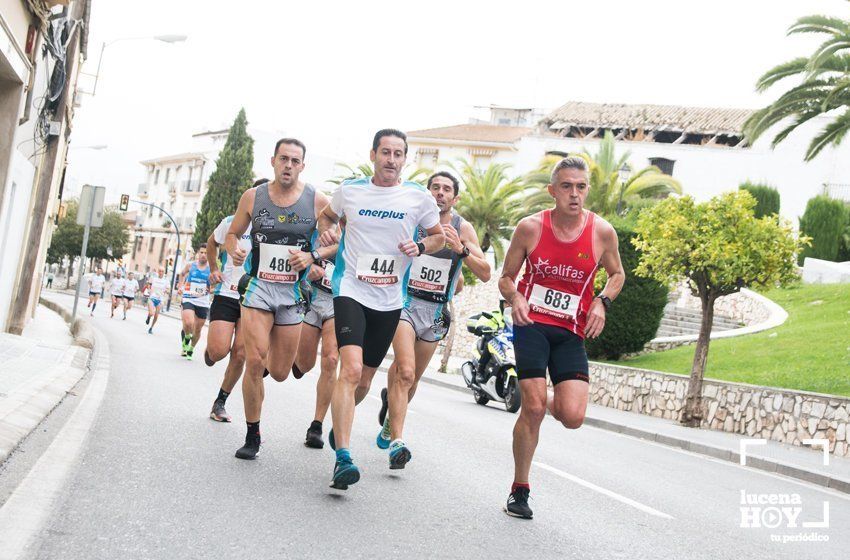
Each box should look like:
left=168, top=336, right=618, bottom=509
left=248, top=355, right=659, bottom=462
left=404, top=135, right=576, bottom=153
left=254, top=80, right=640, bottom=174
left=408, top=102, right=850, bottom=221
left=0, top=0, right=90, bottom=333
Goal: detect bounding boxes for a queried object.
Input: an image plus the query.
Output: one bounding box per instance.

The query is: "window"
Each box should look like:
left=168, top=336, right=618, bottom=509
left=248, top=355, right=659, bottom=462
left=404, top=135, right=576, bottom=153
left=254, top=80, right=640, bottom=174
left=649, top=157, right=675, bottom=176
left=498, top=118, right=511, bottom=126
left=154, top=169, right=160, bottom=184
left=159, top=238, right=167, bottom=261
left=165, top=168, right=172, bottom=184
left=148, top=238, right=154, bottom=253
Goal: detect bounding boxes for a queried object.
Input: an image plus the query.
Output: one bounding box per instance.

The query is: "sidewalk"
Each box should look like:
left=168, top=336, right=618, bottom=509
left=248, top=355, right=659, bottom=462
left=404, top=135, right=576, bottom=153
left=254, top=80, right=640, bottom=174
left=0, top=305, right=91, bottom=464
left=407, top=356, right=850, bottom=494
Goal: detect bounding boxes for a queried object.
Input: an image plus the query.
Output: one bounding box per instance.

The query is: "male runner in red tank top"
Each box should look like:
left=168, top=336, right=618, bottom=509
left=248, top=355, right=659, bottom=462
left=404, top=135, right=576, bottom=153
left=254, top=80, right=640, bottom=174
left=499, top=156, right=625, bottom=519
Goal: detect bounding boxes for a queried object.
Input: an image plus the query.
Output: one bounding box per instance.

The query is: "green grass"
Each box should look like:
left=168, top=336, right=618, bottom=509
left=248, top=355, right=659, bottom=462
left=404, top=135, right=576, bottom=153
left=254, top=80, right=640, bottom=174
left=611, top=283, right=850, bottom=396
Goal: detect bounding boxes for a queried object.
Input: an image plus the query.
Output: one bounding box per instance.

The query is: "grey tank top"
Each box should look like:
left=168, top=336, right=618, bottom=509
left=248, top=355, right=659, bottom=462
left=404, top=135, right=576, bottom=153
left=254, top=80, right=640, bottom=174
left=408, top=212, right=465, bottom=304
left=248, top=182, right=317, bottom=279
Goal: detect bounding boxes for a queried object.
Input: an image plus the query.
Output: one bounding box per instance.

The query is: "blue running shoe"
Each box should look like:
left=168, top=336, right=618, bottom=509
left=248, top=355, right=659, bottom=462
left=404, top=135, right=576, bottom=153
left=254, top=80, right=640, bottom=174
left=376, top=416, right=391, bottom=450
left=328, top=428, right=336, bottom=451
left=389, top=440, right=412, bottom=470
left=330, top=459, right=360, bottom=490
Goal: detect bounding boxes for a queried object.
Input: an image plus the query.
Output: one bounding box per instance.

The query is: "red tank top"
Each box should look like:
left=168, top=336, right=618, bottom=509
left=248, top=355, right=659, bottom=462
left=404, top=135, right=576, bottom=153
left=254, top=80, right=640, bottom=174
left=516, top=209, right=599, bottom=338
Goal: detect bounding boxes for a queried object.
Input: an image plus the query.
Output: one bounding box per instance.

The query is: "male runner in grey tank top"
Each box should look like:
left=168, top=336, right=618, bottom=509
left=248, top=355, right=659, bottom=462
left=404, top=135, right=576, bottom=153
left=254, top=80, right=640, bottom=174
left=378, top=171, right=491, bottom=464
left=225, top=138, right=335, bottom=460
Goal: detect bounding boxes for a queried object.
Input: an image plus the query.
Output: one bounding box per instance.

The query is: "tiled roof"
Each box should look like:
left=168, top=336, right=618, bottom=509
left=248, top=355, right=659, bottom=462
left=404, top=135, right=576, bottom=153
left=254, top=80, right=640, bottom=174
left=407, top=124, right=534, bottom=144
left=542, top=101, right=754, bottom=135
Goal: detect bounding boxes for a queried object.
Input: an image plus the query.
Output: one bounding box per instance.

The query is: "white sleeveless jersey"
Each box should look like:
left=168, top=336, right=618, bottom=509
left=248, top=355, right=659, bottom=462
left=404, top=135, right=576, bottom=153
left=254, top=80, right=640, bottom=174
left=213, top=215, right=253, bottom=300
left=329, top=178, right=440, bottom=311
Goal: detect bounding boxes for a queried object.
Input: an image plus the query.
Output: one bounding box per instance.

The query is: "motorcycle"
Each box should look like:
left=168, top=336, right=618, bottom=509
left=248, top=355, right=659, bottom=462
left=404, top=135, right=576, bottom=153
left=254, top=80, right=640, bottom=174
left=460, top=307, right=521, bottom=413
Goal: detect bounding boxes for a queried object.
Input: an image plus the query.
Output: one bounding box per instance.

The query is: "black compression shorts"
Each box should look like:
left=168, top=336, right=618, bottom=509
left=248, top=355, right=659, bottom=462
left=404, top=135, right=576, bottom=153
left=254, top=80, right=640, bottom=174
left=182, top=301, right=209, bottom=320
left=210, top=295, right=241, bottom=323
left=513, top=323, right=590, bottom=385
left=333, top=296, right=401, bottom=368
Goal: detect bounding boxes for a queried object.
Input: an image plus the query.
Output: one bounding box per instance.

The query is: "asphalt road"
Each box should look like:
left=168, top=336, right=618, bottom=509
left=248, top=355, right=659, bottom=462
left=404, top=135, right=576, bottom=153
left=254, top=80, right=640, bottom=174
left=9, top=293, right=850, bottom=559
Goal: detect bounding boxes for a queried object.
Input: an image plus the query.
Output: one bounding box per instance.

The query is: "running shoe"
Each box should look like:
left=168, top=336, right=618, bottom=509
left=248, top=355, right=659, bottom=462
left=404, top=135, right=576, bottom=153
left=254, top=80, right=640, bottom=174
left=330, top=458, right=360, bottom=490
left=147, top=327, right=153, bottom=335
left=145, top=314, right=151, bottom=325
left=305, top=423, right=324, bottom=449
left=505, top=488, right=533, bottom=519
left=378, top=387, right=388, bottom=427
left=210, top=400, right=231, bottom=422
left=388, top=440, right=412, bottom=470
left=204, top=350, right=214, bottom=367
left=235, top=434, right=261, bottom=460
left=376, top=416, right=391, bottom=450
left=185, top=347, right=194, bottom=361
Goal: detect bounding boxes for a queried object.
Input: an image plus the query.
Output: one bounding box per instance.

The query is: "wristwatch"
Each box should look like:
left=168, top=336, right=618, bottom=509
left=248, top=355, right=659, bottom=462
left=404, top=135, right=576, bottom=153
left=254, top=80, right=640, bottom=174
left=459, top=245, right=470, bottom=259
left=416, top=242, right=426, bottom=256
left=310, top=249, right=322, bottom=262
left=595, top=295, right=612, bottom=311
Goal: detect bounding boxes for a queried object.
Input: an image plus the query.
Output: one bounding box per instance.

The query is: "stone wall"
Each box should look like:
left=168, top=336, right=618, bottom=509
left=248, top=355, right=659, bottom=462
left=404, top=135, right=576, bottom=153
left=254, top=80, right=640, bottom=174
left=443, top=278, right=503, bottom=361
left=671, top=284, right=771, bottom=326
left=590, top=363, right=850, bottom=457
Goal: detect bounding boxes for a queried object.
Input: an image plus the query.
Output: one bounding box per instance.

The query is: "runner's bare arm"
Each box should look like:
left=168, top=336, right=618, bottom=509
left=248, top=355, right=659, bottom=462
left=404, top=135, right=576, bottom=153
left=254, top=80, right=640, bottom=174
left=206, top=231, right=223, bottom=285
left=454, top=271, right=465, bottom=295
left=225, top=189, right=254, bottom=265
left=455, top=221, right=491, bottom=282
left=499, top=217, right=537, bottom=326
left=585, top=220, right=625, bottom=339
left=178, top=262, right=191, bottom=288
left=317, top=204, right=341, bottom=247
left=399, top=223, right=445, bottom=257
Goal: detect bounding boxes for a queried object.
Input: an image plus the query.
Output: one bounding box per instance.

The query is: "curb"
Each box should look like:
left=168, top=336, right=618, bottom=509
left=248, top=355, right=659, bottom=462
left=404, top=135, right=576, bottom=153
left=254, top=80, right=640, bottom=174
left=414, top=371, right=850, bottom=495
left=38, top=297, right=95, bottom=349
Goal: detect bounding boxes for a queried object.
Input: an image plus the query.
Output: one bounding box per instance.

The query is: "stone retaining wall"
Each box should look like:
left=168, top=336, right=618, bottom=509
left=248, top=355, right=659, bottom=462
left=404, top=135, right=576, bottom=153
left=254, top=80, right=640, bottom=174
left=590, top=363, right=850, bottom=457
left=671, top=284, right=770, bottom=326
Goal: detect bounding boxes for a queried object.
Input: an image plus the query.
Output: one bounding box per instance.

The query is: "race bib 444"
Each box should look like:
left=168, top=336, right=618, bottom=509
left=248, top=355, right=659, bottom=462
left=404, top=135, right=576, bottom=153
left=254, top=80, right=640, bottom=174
left=356, top=255, right=401, bottom=286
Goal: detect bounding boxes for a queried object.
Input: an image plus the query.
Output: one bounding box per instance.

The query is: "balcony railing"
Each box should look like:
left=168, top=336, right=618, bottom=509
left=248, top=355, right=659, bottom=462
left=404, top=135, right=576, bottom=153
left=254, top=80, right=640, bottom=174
left=181, top=179, right=202, bottom=193
left=167, top=181, right=177, bottom=195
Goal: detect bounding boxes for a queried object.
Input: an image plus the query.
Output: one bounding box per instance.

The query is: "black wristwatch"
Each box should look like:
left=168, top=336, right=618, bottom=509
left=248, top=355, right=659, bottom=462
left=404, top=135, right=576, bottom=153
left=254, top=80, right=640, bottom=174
left=459, top=245, right=470, bottom=259
left=595, top=295, right=612, bottom=311
left=416, top=242, right=426, bottom=256
left=310, top=249, right=322, bottom=262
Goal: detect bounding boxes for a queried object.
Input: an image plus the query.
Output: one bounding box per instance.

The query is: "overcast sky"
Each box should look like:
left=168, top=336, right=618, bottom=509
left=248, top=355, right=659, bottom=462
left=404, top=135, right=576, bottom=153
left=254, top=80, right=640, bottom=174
left=65, top=0, right=849, bottom=203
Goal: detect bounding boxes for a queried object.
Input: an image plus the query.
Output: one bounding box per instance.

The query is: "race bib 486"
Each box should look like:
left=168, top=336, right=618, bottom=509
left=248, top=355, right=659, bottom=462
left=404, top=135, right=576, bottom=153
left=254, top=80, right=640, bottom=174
left=258, top=244, right=300, bottom=283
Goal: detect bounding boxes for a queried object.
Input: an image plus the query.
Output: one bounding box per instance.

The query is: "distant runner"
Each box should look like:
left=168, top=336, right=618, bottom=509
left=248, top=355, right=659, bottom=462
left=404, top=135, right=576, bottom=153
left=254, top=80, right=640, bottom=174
left=179, top=245, right=212, bottom=360
left=109, top=271, right=126, bottom=318
left=87, top=267, right=106, bottom=316
left=145, top=267, right=169, bottom=335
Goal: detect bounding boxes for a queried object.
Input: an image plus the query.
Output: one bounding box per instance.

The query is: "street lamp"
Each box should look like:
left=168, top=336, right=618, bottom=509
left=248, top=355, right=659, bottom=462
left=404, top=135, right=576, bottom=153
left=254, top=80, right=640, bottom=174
left=616, top=162, right=632, bottom=215
left=85, top=34, right=188, bottom=96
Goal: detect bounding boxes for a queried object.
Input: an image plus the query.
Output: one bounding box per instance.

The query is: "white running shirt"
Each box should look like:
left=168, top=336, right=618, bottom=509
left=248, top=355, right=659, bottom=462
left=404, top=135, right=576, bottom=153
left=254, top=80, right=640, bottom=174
left=149, top=276, right=169, bottom=300
left=109, top=277, right=126, bottom=295
left=212, top=215, right=253, bottom=300
left=89, top=274, right=105, bottom=293
left=123, top=279, right=138, bottom=298
left=329, top=178, right=440, bottom=311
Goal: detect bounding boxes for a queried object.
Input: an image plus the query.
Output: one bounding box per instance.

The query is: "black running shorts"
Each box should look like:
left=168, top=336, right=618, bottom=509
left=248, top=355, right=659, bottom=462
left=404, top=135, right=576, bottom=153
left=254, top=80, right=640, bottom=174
left=182, top=301, right=209, bottom=320
left=513, top=323, right=589, bottom=385
left=333, top=296, right=401, bottom=368
left=210, top=295, right=241, bottom=323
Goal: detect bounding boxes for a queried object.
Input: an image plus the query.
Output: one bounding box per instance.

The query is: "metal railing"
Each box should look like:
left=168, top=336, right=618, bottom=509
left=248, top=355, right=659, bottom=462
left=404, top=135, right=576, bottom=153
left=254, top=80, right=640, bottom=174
left=137, top=183, right=149, bottom=196
left=180, top=179, right=202, bottom=193
left=824, top=183, right=850, bottom=202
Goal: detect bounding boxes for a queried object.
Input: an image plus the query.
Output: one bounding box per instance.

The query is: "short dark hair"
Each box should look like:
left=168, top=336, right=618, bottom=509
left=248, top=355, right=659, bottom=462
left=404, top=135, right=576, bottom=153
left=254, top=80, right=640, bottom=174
left=252, top=178, right=269, bottom=188
left=427, top=171, right=460, bottom=197
left=198, top=243, right=207, bottom=250
left=372, top=129, right=408, bottom=155
left=274, top=138, right=306, bottom=159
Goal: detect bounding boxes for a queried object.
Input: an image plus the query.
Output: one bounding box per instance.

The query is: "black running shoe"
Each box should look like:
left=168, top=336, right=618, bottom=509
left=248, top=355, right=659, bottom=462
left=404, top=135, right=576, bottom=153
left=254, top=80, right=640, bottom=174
left=505, top=488, right=533, bottom=519
left=305, top=423, right=324, bottom=449
left=235, top=434, right=261, bottom=460
left=210, top=400, right=231, bottom=422
left=378, top=387, right=388, bottom=427
left=145, top=314, right=151, bottom=325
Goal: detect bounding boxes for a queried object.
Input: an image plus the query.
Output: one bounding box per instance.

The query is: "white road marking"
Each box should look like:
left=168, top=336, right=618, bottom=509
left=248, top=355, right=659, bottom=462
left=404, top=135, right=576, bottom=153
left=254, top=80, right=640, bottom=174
left=533, top=461, right=675, bottom=519
left=0, top=330, right=111, bottom=560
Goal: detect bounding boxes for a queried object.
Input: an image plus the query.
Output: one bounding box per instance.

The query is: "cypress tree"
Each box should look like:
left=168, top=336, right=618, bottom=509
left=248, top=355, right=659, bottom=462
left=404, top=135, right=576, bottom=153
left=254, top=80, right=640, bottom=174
left=192, top=108, right=254, bottom=249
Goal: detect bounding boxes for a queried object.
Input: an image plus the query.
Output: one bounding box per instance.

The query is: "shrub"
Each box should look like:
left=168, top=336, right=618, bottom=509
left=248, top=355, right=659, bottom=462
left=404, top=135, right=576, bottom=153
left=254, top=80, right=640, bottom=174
left=798, top=195, right=847, bottom=263
left=739, top=182, right=780, bottom=218
left=586, top=220, right=668, bottom=360
left=838, top=204, right=850, bottom=262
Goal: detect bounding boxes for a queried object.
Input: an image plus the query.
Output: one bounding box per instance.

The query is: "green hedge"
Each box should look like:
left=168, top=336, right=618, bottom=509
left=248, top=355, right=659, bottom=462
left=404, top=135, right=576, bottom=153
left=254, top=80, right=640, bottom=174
left=586, top=221, right=668, bottom=360
left=838, top=204, right=850, bottom=262
left=739, top=182, right=780, bottom=218
left=799, top=195, right=848, bottom=264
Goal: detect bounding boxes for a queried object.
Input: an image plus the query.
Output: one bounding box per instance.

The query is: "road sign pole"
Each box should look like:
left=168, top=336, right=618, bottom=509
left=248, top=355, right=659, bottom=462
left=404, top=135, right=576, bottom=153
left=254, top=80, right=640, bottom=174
left=71, top=192, right=97, bottom=322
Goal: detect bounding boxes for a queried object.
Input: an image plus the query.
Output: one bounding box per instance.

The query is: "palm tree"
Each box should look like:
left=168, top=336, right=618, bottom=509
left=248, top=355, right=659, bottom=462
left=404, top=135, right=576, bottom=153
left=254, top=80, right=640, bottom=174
left=522, top=131, right=682, bottom=216
left=744, top=14, right=850, bottom=161
left=452, top=160, right=524, bottom=267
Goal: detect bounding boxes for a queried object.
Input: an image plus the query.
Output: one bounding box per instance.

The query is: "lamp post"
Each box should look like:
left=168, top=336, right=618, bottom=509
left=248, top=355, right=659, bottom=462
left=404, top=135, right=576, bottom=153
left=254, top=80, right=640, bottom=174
left=616, top=162, right=632, bottom=215
left=85, top=35, right=188, bottom=96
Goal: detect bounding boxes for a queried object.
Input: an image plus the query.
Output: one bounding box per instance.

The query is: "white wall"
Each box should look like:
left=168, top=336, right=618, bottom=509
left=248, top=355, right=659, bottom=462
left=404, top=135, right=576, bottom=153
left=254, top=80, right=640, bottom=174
left=0, top=149, right=35, bottom=329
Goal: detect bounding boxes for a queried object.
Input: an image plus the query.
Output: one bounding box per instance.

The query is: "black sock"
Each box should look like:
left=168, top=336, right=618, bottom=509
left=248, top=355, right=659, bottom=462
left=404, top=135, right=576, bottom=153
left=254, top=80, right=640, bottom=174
left=217, top=388, right=230, bottom=403
left=309, top=420, right=322, bottom=433
left=247, top=421, right=260, bottom=437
